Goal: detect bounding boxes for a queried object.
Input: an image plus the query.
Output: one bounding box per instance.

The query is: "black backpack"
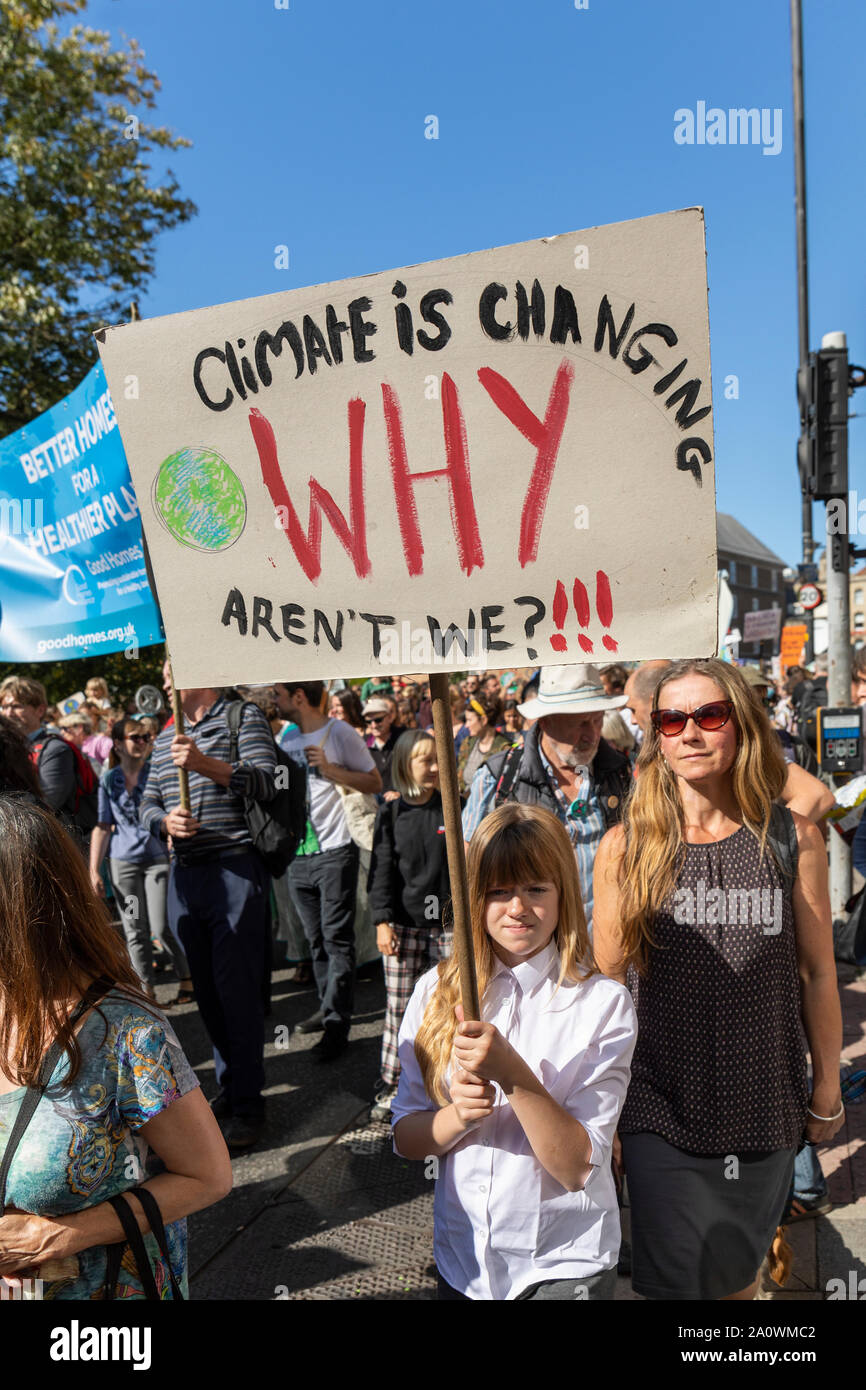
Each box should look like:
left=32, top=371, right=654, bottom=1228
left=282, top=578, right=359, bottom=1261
left=834, top=887, right=866, bottom=965
left=226, top=702, right=307, bottom=876
left=766, top=801, right=799, bottom=884
left=777, top=728, right=819, bottom=777
left=31, top=733, right=100, bottom=835
left=795, top=679, right=827, bottom=754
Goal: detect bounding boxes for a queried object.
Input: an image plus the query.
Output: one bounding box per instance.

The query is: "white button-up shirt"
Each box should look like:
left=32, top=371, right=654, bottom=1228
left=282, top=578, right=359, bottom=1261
left=392, top=942, right=637, bottom=1300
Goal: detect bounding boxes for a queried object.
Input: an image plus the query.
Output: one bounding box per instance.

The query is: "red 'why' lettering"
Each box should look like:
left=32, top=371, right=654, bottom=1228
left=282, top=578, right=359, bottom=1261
left=382, top=374, right=484, bottom=578
left=477, top=360, right=574, bottom=567
left=249, top=401, right=371, bottom=583
left=251, top=361, right=571, bottom=583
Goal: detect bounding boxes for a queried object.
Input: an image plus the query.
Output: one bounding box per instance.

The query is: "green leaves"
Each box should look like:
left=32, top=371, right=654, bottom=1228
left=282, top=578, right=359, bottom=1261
left=0, top=642, right=168, bottom=707
left=0, top=0, right=196, bottom=435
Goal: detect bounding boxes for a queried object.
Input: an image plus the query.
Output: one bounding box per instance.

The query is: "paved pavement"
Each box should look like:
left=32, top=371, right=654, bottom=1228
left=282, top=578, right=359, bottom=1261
left=757, top=960, right=866, bottom=1301
left=156, top=954, right=866, bottom=1302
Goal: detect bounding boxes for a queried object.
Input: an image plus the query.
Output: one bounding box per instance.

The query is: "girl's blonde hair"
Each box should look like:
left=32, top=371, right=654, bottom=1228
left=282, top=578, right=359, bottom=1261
left=414, top=802, right=595, bottom=1104
left=616, top=657, right=788, bottom=975
left=391, top=729, right=436, bottom=800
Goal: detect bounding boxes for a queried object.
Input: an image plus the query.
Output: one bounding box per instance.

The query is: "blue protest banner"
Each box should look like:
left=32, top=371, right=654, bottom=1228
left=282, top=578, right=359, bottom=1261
left=0, top=363, right=163, bottom=661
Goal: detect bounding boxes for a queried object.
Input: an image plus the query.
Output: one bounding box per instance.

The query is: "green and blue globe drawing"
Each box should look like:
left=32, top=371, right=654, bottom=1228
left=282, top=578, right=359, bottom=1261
left=153, top=447, right=246, bottom=552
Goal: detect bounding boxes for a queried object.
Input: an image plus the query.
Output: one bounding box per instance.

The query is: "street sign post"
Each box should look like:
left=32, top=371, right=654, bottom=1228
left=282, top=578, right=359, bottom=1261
left=798, top=583, right=822, bottom=610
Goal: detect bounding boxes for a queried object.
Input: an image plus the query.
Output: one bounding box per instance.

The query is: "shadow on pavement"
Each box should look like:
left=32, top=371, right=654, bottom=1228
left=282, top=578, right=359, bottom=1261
left=160, top=964, right=436, bottom=1299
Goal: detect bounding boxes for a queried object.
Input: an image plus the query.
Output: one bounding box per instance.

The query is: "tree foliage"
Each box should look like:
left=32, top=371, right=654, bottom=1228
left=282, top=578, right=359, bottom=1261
left=0, top=640, right=167, bottom=709
left=0, top=0, right=196, bottom=435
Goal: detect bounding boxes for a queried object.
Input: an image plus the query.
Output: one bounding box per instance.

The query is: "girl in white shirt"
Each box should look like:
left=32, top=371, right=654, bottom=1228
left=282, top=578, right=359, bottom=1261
left=392, top=802, right=636, bottom=1300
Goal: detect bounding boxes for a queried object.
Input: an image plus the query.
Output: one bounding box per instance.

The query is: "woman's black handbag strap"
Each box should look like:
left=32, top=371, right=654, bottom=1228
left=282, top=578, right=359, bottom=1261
left=0, top=1088, right=46, bottom=1218
left=0, top=975, right=113, bottom=1216
left=103, top=1189, right=184, bottom=1301
left=106, top=1194, right=160, bottom=1300
left=127, top=1185, right=184, bottom=1300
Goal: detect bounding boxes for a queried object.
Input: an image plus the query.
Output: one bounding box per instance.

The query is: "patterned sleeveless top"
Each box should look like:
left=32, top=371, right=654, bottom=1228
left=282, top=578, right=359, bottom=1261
left=619, top=823, right=808, bottom=1153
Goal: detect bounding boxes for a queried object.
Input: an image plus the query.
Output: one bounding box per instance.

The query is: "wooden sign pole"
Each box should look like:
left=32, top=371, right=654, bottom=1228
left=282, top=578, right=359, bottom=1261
left=138, top=537, right=190, bottom=813
left=129, top=302, right=190, bottom=813
left=165, top=655, right=191, bottom=812
left=428, top=671, right=480, bottom=1019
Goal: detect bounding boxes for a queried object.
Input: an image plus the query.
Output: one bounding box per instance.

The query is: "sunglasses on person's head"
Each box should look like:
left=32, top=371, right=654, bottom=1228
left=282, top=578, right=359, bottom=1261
left=650, top=700, right=734, bottom=737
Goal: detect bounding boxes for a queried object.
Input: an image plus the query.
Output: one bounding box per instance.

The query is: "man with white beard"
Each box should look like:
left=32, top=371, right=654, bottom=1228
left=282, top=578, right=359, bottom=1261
left=461, top=665, right=633, bottom=933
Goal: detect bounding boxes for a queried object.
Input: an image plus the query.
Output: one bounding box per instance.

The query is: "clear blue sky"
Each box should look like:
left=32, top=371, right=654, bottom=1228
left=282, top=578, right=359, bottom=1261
left=82, top=0, right=864, bottom=568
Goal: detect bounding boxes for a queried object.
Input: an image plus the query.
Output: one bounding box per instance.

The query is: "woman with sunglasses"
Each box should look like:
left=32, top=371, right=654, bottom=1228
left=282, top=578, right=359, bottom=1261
left=457, top=693, right=512, bottom=801
left=89, top=719, right=194, bottom=1006
left=593, top=658, right=843, bottom=1301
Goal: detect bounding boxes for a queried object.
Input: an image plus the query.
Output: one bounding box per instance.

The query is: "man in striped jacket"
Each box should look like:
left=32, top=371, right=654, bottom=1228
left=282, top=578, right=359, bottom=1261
left=140, top=667, right=278, bottom=1153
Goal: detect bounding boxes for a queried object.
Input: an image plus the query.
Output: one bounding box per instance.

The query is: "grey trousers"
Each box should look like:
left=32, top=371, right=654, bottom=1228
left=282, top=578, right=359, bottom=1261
left=109, top=857, right=190, bottom=989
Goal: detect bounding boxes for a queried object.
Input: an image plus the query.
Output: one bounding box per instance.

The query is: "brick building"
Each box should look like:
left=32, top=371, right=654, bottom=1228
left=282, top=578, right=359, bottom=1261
left=717, top=513, right=791, bottom=660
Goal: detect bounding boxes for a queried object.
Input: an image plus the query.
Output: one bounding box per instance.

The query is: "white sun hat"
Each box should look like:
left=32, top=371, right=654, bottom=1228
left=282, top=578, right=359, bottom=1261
left=517, top=664, right=628, bottom=720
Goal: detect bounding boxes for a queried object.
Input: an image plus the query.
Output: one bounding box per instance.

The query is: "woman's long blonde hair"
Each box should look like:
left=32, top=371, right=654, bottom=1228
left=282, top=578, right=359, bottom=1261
left=616, top=657, right=788, bottom=975
left=414, top=802, right=595, bottom=1104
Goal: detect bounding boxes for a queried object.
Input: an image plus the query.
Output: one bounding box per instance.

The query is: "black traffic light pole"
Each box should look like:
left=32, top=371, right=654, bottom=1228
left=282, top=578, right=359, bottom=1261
left=791, top=5, right=864, bottom=692
left=791, top=0, right=814, bottom=663
left=799, top=336, right=849, bottom=917
left=790, top=4, right=866, bottom=916
left=798, top=338, right=865, bottom=922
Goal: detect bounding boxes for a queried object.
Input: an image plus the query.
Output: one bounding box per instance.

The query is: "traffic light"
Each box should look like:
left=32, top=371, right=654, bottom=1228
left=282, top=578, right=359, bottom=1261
left=797, top=346, right=849, bottom=501
left=797, top=353, right=817, bottom=497
left=815, top=346, right=849, bottom=499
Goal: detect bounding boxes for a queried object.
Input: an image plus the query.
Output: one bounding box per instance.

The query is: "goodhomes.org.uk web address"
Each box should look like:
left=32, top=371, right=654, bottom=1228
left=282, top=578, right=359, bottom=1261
left=36, top=624, right=134, bottom=655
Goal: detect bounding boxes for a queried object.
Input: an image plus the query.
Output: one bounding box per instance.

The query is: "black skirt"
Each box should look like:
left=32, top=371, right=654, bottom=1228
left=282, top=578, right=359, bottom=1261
left=621, top=1132, right=796, bottom=1300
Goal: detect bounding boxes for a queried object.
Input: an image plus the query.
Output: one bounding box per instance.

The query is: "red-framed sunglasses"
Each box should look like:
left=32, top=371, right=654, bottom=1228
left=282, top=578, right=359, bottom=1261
left=650, top=700, right=734, bottom=737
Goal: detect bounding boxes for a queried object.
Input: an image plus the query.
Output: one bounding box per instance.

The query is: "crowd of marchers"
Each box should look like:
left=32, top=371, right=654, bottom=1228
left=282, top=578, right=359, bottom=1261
left=0, top=648, right=860, bottom=1300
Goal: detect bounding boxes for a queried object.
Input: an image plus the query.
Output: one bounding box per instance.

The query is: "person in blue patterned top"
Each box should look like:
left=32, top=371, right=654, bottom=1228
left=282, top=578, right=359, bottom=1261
left=90, top=717, right=193, bottom=1005
left=0, top=796, right=232, bottom=1299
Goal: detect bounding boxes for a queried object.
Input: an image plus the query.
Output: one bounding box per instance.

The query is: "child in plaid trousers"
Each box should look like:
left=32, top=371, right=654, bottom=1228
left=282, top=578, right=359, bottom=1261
left=367, top=730, right=451, bottom=1122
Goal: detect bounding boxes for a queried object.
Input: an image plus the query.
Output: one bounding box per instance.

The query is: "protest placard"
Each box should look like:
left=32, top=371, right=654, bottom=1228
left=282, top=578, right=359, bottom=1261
left=780, top=622, right=808, bottom=673
left=58, top=691, right=86, bottom=714
left=0, top=363, right=164, bottom=662
left=95, top=208, right=717, bottom=688
left=742, top=607, right=782, bottom=644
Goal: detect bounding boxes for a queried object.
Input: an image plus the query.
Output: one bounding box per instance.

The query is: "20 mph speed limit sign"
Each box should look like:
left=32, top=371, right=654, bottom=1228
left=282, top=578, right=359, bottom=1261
left=799, top=583, right=822, bottom=610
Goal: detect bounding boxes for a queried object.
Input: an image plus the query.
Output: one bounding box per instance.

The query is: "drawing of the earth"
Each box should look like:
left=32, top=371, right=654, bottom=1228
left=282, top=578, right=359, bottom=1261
left=153, top=447, right=246, bottom=551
